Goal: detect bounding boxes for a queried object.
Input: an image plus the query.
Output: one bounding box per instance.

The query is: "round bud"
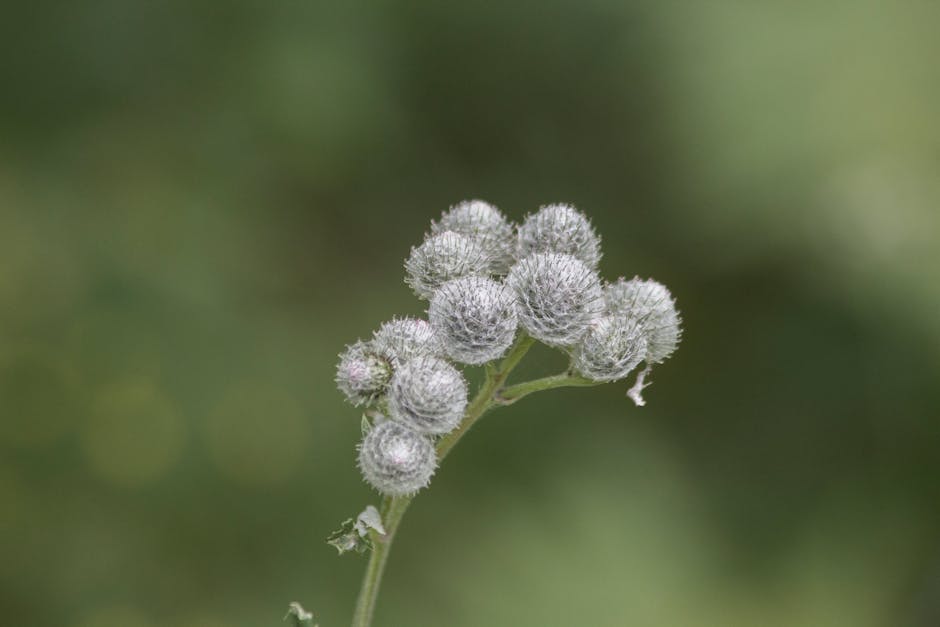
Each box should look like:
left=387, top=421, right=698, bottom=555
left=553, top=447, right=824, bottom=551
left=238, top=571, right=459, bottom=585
left=517, top=204, right=602, bottom=268
left=405, top=231, right=490, bottom=299
left=358, top=420, right=436, bottom=496
left=605, top=277, right=682, bottom=363
left=506, top=252, right=604, bottom=347
left=431, top=200, right=515, bottom=274
left=573, top=315, right=648, bottom=382
left=605, top=276, right=673, bottom=316
left=429, top=275, right=518, bottom=365
left=335, top=341, right=392, bottom=405
left=388, top=356, right=467, bottom=435
left=372, top=318, right=443, bottom=365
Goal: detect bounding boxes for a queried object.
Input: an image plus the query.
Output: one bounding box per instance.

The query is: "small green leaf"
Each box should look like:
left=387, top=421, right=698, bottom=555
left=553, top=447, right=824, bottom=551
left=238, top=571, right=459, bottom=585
left=326, top=505, right=385, bottom=555
left=284, top=602, right=317, bottom=627
left=326, top=518, right=372, bottom=555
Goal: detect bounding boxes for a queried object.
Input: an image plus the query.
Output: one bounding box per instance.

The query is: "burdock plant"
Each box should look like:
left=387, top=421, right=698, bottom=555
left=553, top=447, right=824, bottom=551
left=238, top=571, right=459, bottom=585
left=315, top=201, right=682, bottom=627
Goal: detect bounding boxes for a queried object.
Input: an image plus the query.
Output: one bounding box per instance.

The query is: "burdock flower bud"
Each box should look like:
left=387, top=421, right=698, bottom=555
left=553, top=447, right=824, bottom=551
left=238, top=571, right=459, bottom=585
left=506, top=252, right=604, bottom=346
left=388, top=355, right=467, bottom=435
left=431, top=200, right=515, bottom=274
left=335, top=341, right=392, bottom=406
left=605, top=277, right=682, bottom=363
left=429, top=275, right=518, bottom=365
left=358, top=420, right=436, bottom=496
left=573, top=315, right=647, bottom=382
left=372, top=317, right=443, bottom=365
left=405, top=231, right=490, bottom=299
left=517, top=204, right=602, bottom=268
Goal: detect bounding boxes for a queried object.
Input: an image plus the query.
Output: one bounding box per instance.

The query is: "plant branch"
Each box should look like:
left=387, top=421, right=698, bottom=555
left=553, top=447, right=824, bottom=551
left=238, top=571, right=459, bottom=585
left=350, top=333, right=535, bottom=627
left=497, top=370, right=600, bottom=404
left=350, top=495, right=410, bottom=627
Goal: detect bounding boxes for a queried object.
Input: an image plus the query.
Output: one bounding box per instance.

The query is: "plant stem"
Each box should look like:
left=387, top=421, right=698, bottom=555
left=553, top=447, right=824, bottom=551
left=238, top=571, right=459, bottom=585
left=350, top=495, right=410, bottom=627
left=349, top=332, right=540, bottom=627
left=436, top=334, right=535, bottom=460
left=497, top=371, right=600, bottom=404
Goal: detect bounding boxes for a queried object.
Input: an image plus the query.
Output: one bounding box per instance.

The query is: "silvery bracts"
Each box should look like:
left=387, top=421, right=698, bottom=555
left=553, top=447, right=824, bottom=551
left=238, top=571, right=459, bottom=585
left=323, top=200, right=682, bottom=627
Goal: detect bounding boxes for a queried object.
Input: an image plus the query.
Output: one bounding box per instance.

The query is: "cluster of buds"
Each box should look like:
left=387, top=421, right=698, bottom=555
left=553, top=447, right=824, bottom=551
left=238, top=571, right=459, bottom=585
left=336, top=201, right=681, bottom=496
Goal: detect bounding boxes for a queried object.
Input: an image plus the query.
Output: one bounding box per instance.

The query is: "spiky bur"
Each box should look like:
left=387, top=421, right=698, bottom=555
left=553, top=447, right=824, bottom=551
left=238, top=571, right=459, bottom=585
left=336, top=341, right=393, bottom=406
left=405, top=231, right=491, bottom=299
left=358, top=420, right=437, bottom=496
left=332, top=201, right=685, bottom=627
left=431, top=200, right=516, bottom=274
left=429, top=275, right=518, bottom=365
left=605, top=277, right=682, bottom=363
left=372, top=317, right=443, bottom=365
left=387, top=355, right=468, bottom=434
left=517, top=203, right=602, bottom=268
left=507, top=252, right=604, bottom=347
left=573, top=315, right=647, bottom=382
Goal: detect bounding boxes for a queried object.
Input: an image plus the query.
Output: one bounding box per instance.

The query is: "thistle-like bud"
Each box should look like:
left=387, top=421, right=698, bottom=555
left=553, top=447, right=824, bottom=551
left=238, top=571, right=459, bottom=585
left=605, top=277, right=682, bottom=363
left=358, top=420, right=436, bottom=496
left=387, top=355, right=468, bottom=434
left=335, top=341, right=393, bottom=406
left=429, top=275, right=518, bottom=365
left=517, top=204, right=602, bottom=268
left=573, top=315, right=647, bottom=382
left=431, top=200, right=515, bottom=274
left=506, top=252, right=604, bottom=346
left=372, top=317, right=443, bottom=365
left=405, top=231, right=490, bottom=299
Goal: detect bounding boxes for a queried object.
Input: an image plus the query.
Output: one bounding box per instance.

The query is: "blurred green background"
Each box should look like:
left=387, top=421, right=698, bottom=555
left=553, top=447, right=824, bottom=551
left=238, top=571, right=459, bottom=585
left=2, top=2, right=939, bottom=626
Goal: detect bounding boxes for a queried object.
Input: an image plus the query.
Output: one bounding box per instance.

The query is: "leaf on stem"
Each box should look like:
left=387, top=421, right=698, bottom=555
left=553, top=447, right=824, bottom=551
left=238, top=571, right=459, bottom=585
left=326, top=505, right=386, bottom=555
left=284, top=602, right=318, bottom=627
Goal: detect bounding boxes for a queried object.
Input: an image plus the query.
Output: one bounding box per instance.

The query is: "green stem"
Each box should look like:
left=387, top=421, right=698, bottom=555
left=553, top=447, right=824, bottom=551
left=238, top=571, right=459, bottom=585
left=497, top=371, right=600, bottom=405
left=350, top=495, right=410, bottom=627
left=349, top=332, right=538, bottom=627
left=436, top=334, right=535, bottom=460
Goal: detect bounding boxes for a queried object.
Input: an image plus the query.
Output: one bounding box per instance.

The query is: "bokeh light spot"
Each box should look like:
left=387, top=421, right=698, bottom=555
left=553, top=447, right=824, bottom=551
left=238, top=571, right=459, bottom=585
left=81, top=378, right=185, bottom=487
left=204, top=383, right=310, bottom=486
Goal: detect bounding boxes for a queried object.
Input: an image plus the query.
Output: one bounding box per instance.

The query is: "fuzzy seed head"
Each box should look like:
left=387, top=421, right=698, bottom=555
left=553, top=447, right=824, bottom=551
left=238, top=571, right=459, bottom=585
left=506, top=252, right=604, bottom=346
left=517, top=204, right=602, bottom=268
left=429, top=275, right=518, bottom=365
left=605, top=277, right=682, bottom=363
left=405, top=231, right=490, bottom=299
left=372, top=317, right=443, bottom=365
left=387, top=355, right=468, bottom=434
left=335, top=341, right=392, bottom=406
left=431, top=200, right=515, bottom=274
left=573, top=315, right=648, bottom=382
left=358, top=420, right=436, bottom=496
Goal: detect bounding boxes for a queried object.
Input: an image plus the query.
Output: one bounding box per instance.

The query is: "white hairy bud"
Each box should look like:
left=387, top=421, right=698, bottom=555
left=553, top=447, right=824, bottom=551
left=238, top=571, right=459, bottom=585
left=388, top=356, right=468, bottom=435
left=517, top=204, right=602, bottom=268
left=605, top=277, right=682, bottom=363
left=431, top=200, right=516, bottom=274
left=573, top=315, right=648, bottom=382
left=358, top=420, right=436, bottom=496
left=405, top=231, right=490, bottom=299
left=372, top=317, right=443, bottom=365
left=335, top=341, right=392, bottom=406
left=506, top=252, right=604, bottom=346
left=429, top=275, right=518, bottom=365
